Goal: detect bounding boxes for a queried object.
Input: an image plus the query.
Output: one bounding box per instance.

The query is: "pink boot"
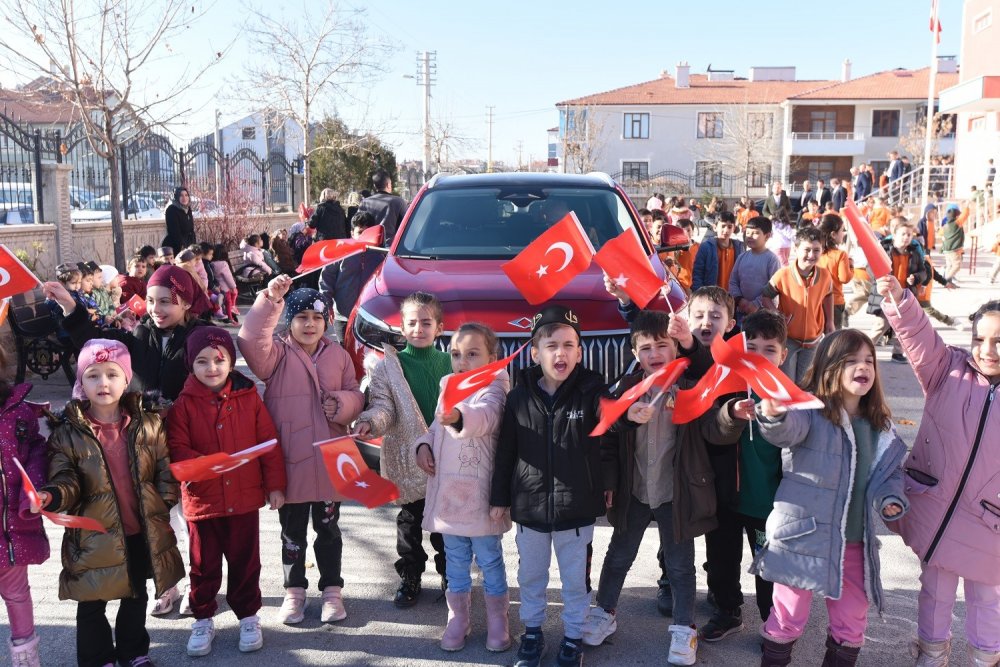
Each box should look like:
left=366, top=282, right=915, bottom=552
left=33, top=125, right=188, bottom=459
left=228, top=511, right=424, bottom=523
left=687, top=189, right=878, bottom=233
left=440, top=591, right=471, bottom=651
left=484, top=592, right=511, bottom=652
left=9, top=634, right=41, bottom=667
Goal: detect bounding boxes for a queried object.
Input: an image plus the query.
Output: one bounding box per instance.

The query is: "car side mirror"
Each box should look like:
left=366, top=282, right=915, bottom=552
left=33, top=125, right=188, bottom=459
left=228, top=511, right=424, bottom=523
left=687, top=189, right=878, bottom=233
left=658, top=224, right=692, bottom=252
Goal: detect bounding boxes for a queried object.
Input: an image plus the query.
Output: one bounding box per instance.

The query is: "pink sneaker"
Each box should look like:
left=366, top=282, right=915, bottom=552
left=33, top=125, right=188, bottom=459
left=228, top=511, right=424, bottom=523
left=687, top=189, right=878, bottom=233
left=320, top=586, right=347, bottom=622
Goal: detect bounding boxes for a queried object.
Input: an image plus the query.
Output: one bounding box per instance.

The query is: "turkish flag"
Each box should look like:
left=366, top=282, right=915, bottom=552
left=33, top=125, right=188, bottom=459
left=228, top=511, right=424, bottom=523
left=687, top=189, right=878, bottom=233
left=358, top=224, right=384, bottom=246
left=843, top=200, right=892, bottom=279
left=710, top=336, right=823, bottom=409
left=441, top=342, right=527, bottom=415
left=594, top=228, right=663, bottom=309
left=13, top=457, right=107, bottom=533
left=673, top=334, right=749, bottom=424
left=0, top=244, right=41, bottom=301
left=501, top=211, right=595, bottom=305
left=591, top=357, right=690, bottom=436
left=169, top=439, right=278, bottom=482
left=296, top=238, right=369, bottom=274
left=116, top=294, right=147, bottom=318
left=316, top=437, right=400, bottom=508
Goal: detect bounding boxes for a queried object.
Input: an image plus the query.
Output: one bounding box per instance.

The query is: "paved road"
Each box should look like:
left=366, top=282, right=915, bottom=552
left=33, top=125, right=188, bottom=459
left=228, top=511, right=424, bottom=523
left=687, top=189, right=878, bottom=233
left=17, top=271, right=996, bottom=666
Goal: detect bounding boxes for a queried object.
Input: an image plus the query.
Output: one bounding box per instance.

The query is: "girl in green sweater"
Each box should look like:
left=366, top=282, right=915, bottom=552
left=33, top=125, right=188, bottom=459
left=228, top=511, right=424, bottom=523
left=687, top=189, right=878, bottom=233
left=355, top=291, right=452, bottom=608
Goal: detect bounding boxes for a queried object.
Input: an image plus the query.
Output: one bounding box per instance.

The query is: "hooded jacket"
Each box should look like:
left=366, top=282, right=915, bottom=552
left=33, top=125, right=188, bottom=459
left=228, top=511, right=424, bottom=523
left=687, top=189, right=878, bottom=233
left=167, top=372, right=287, bottom=520
left=0, top=383, right=49, bottom=567
left=43, top=394, right=183, bottom=602
left=884, top=290, right=1000, bottom=584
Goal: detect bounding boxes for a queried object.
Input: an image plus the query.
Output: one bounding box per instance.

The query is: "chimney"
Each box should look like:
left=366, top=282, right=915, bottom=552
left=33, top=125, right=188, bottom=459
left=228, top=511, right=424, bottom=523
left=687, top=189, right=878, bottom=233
left=841, top=58, right=852, bottom=82
left=675, top=61, right=690, bottom=89
left=937, top=55, right=958, bottom=73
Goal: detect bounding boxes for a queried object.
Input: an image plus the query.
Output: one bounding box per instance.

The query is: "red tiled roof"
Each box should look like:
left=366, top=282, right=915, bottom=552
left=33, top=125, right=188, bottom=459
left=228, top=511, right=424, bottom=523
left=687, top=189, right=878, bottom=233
left=0, top=88, right=81, bottom=125
left=788, top=67, right=959, bottom=100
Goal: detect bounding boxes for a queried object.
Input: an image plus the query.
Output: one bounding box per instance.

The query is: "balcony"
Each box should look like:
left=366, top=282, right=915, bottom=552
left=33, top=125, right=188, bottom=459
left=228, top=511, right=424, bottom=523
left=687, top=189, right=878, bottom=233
left=784, top=131, right=866, bottom=156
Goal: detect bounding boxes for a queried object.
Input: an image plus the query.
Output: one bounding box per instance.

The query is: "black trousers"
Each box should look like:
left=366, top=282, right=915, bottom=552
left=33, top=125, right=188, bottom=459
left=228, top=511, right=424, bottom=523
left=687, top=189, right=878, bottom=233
left=76, top=534, right=151, bottom=667
left=279, top=501, right=344, bottom=590
left=395, top=498, right=446, bottom=579
left=704, top=506, right=773, bottom=621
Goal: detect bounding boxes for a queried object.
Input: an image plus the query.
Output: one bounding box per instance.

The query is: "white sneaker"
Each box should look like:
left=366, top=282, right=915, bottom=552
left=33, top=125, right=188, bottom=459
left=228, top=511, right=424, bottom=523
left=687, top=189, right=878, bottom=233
left=239, top=615, right=263, bottom=653
left=582, top=606, right=617, bottom=646
left=178, top=584, right=193, bottom=616
left=149, top=586, right=180, bottom=616
left=277, top=587, right=307, bottom=625
left=320, top=586, right=347, bottom=622
left=186, top=618, right=215, bottom=657
left=668, top=624, right=698, bottom=666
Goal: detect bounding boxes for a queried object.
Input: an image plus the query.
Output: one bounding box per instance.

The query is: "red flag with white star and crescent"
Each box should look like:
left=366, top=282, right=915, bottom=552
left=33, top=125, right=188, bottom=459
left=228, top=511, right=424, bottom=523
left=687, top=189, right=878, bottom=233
left=501, top=211, right=595, bottom=305
left=594, top=227, right=663, bottom=309
left=316, top=437, right=399, bottom=508
left=672, top=334, right=749, bottom=424
left=441, top=342, right=527, bottom=415
left=169, top=439, right=279, bottom=482
left=14, top=457, right=107, bottom=532
left=0, top=244, right=41, bottom=301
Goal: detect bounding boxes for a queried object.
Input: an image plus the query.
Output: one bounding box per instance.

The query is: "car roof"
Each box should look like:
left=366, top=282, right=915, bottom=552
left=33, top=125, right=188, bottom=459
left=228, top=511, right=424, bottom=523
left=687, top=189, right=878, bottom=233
left=427, top=172, right=617, bottom=191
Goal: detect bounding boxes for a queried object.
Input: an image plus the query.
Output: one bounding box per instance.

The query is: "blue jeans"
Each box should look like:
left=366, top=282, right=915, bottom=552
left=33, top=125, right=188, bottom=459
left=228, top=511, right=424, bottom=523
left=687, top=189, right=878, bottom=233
left=443, top=534, right=508, bottom=596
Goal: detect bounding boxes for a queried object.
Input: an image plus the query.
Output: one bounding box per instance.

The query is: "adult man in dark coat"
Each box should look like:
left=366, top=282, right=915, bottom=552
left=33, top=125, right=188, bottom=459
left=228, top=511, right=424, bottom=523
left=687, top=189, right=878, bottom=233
left=358, top=169, right=407, bottom=246
left=763, top=181, right=791, bottom=220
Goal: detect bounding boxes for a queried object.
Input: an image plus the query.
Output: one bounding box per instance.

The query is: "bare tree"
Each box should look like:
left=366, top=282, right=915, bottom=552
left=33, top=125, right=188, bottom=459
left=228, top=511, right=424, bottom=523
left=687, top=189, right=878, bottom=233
left=561, top=105, right=605, bottom=174
left=427, top=119, right=479, bottom=172
left=695, top=104, right=783, bottom=199
left=0, top=0, right=223, bottom=269
left=235, top=1, right=388, bottom=201
left=898, top=112, right=955, bottom=165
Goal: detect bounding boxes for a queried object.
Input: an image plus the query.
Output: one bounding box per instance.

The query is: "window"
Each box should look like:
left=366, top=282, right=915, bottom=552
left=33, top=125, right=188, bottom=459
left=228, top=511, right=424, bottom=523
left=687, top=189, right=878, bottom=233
left=970, top=115, right=987, bottom=132
left=748, top=112, right=773, bottom=139
left=872, top=110, right=900, bottom=137
left=623, top=113, right=649, bottom=139
left=974, top=9, right=992, bottom=32
left=621, top=161, right=649, bottom=181
left=241, top=127, right=256, bottom=140
left=809, top=110, right=836, bottom=134
left=750, top=163, right=772, bottom=188
left=938, top=113, right=956, bottom=137
left=697, top=112, right=723, bottom=138
left=695, top=161, right=722, bottom=187
left=806, top=161, right=834, bottom=182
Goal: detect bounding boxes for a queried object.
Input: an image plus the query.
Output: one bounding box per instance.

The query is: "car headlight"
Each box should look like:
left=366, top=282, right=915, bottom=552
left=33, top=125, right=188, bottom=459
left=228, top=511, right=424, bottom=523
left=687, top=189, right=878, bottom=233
left=352, top=307, right=406, bottom=351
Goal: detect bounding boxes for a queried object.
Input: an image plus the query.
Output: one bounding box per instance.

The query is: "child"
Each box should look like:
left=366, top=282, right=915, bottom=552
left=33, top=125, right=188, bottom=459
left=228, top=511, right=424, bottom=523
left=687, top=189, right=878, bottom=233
left=871, top=219, right=928, bottom=363
left=176, top=248, right=208, bottom=293
left=167, top=327, right=287, bottom=656
left=240, top=234, right=274, bottom=278
left=940, top=204, right=964, bottom=285
left=76, top=262, right=105, bottom=327
left=211, top=244, right=240, bottom=325
left=0, top=348, right=49, bottom=667
left=355, top=292, right=452, bottom=607
left=136, top=246, right=156, bottom=276
left=729, top=216, right=781, bottom=327
left=765, top=213, right=796, bottom=267
left=692, top=212, right=745, bottom=291
left=754, top=329, right=907, bottom=666
left=413, top=323, right=512, bottom=653
left=490, top=305, right=610, bottom=667
left=989, top=231, right=1000, bottom=284
left=154, top=246, right=174, bottom=270
left=120, top=256, right=148, bottom=303
left=700, top=310, right=789, bottom=642
left=672, top=218, right=699, bottom=293
left=817, top=214, right=852, bottom=330
left=318, top=211, right=386, bottom=343
left=876, top=277, right=1000, bottom=666
left=582, top=310, right=713, bottom=666
left=88, top=262, right=120, bottom=323
left=36, top=339, right=184, bottom=667
left=237, top=275, right=364, bottom=625
left=761, top=226, right=834, bottom=384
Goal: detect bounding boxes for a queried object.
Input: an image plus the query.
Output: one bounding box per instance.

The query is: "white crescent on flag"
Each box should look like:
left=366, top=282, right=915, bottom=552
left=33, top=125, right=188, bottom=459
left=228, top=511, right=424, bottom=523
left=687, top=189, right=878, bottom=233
left=336, top=453, right=361, bottom=480
left=318, top=245, right=336, bottom=263
left=210, top=458, right=251, bottom=475
left=544, top=242, right=574, bottom=272
left=455, top=366, right=501, bottom=392
left=700, top=365, right=732, bottom=401
left=0, top=266, right=9, bottom=287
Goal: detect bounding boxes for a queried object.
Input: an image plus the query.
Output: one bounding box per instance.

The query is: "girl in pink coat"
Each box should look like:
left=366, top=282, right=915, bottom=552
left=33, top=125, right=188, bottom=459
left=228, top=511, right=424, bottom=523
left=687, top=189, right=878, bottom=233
left=413, top=323, right=512, bottom=654
left=878, top=276, right=1000, bottom=667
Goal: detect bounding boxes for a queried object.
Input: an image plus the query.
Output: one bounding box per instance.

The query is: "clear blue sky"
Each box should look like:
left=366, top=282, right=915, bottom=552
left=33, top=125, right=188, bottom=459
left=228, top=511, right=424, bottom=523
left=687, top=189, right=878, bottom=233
left=0, top=0, right=964, bottom=166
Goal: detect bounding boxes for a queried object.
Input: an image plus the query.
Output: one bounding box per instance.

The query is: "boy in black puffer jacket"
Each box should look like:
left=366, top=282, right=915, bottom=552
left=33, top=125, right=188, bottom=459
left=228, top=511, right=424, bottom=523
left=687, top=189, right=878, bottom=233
left=872, top=218, right=929, bottom=362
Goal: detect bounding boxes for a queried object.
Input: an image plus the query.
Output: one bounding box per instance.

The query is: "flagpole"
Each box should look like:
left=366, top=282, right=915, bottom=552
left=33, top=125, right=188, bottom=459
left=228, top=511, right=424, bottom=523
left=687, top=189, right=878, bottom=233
left=920, top=1, right=940, bottom=216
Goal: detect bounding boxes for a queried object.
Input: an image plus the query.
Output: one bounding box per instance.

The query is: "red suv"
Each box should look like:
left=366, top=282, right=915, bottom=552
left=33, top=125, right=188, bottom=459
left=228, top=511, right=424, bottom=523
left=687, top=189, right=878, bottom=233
left=343, top=172, right=685, bottom=387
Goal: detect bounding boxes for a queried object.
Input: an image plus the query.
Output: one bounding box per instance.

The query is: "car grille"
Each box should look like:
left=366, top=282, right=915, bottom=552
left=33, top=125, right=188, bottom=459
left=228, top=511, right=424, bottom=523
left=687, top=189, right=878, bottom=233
left=435, top=332, right=633, bottom=387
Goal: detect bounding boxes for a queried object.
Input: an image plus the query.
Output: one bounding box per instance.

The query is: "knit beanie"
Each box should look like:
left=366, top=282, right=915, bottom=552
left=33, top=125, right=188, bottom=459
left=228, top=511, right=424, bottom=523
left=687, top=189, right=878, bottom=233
left=185, top=326, right=237, bottom=371
left=73, top=339, right=133, bottom=400
left=283, top=288, right=333, bottom=328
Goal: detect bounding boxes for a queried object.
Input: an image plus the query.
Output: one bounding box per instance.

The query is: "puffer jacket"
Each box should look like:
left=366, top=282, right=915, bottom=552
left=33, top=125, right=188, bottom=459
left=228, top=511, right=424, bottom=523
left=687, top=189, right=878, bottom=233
left=415, top=372, right=512, bottom=537
left=0, top=383, right=49, bottom=567
left=884, top=290, right=1000, bottom=583
left=237, top=293, right=364, bottom=504
left=43, top=394, right=183, bottom=602
left=166, top=372, right=286, bottom=521
left=356, top=345, right=430, bottom=505
left=490, top=364, right=611, bottom=532
left=211, top=260, right=237, bottom=293
left=751, top=407, right=908, bottom=614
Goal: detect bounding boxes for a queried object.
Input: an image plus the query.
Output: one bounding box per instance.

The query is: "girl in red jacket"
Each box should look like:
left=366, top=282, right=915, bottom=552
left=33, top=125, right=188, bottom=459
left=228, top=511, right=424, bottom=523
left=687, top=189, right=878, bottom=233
left=167, top=327, right=286, bottom=658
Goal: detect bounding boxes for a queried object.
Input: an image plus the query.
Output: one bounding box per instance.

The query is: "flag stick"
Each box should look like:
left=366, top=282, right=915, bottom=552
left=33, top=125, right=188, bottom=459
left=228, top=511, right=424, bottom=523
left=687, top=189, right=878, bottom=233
left=886, top=292, right=902, bottom=318
left=649, top=384, right=670, bottom=406
left=743, top=335, right=754, bottom=442
left=663, top=278, right=676, bottom=315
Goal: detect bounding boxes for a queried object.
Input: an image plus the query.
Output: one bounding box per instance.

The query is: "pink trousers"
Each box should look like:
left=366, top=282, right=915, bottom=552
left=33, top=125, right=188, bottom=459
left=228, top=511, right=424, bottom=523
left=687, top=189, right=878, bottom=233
left=0, top=566, right=35, bottom=641
left=762, top=542, right=868, bottom=646
left=919, top=563, right=1000, bottom=652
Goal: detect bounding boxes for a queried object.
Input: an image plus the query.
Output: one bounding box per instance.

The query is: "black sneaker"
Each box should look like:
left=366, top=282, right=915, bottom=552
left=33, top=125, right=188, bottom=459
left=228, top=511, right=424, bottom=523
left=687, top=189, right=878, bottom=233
left=656, top=578, right=673, bottom=617
left=891, top=353, right=907, bottom=363
left=514, top=630, right=545, bottom=667
left=393, top=576, right=421, bottom=608
left=699, top=608, right=744, bottom=642
left=555, top=637, right=584, bottom=667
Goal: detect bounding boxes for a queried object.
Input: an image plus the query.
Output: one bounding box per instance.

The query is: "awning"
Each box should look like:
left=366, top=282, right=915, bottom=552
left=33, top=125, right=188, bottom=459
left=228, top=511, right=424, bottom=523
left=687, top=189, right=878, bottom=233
left=939, top=76, right=1000, bottom=113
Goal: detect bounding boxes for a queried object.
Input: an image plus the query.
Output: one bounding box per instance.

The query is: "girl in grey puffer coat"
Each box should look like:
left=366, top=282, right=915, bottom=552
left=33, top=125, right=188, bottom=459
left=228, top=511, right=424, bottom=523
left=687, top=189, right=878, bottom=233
left=751, top=329, right=908, bottom=667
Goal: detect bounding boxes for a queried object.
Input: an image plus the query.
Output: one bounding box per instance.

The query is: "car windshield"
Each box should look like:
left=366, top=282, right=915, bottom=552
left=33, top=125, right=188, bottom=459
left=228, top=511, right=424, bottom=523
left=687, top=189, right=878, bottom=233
left=395, top=186, right=637, bottom=259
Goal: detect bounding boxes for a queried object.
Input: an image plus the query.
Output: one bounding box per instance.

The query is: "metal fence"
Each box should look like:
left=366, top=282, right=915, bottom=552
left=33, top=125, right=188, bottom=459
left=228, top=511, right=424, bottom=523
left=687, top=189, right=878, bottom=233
left=0, top=108, right=303, bottom=224
left=609, top=169, right=772, bottom=206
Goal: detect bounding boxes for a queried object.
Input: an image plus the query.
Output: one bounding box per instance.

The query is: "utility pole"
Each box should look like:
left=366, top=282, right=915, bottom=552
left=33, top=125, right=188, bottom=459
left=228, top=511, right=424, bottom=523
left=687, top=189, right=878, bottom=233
left=516, top=140, right=524, bottom=171
left=413, top=51, right=436, bottom=181
left=214, top=109, right=222, bottom=204
left=486, top=105, right=495, bottom=173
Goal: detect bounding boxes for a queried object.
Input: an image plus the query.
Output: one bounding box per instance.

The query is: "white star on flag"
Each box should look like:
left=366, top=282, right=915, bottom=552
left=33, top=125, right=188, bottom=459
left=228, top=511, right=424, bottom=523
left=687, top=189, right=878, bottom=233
left=613, top=273, right=629, bottom=288
left=536, top=265, right=548, bottom=277
left=355, top=480, right=369, bottom=488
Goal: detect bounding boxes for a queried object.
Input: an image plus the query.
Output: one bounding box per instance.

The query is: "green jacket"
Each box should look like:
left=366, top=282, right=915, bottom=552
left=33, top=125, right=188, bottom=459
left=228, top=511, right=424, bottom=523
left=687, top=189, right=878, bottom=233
left=941, top=221, right=964, bottom=252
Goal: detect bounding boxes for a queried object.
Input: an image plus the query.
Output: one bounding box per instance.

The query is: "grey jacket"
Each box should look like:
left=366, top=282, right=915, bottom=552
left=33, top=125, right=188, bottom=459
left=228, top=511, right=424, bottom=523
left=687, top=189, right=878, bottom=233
left=750, top=407, right=909, bottom=614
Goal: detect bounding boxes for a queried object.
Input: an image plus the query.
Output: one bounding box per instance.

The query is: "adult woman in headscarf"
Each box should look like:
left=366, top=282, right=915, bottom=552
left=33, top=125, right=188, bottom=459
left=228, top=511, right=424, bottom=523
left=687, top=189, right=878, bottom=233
left=308, top=188, right=349, bottom=241
left=163, top=187, right=196, bottom=254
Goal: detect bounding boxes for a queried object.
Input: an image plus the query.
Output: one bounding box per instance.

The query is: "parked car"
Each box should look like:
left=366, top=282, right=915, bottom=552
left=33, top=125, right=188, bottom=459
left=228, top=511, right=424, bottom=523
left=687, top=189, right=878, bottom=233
left=69, top=186, right=97, bottom=209
left=71, top=195, right=162, bottom=222
left=0, top=182, right=34, bottom=224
